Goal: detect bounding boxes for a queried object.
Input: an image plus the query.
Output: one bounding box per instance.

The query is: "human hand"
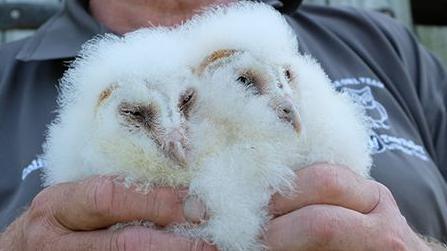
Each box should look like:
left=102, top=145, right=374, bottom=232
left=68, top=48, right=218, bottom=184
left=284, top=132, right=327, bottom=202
left=0, top=176, right=215, bottom=251
left=265, top=163, right=432, bottom=251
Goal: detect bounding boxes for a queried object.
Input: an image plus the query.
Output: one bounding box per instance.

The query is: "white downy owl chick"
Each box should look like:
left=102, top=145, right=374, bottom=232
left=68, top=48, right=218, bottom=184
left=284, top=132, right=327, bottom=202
left=43, top=28, right=199, bottom=187
left=177, top=2, right=372, bottom=250
left=184, top=51, right=300, bottom=251
left=191, top=50, right=372, bottom=178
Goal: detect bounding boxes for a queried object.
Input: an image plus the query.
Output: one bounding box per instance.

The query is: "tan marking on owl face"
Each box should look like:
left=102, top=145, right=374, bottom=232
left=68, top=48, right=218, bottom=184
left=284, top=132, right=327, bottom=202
left=195, top=49, right=239, bottom=75
left=96, top=85, right=118, bottom=109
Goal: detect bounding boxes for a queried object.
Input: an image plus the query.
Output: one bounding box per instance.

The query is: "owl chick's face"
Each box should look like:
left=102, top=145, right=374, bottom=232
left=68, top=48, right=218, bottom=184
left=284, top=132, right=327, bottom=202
left=196, top=49, right=301, bottom=133
left=95, top=79, right=197, bottom=166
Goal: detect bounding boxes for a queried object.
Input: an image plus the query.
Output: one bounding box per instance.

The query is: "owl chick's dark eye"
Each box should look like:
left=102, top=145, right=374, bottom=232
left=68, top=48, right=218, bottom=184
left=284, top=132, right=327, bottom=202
left=284, top=69, right=293, bottom=81
left=122, top=109, right=144, bottom=119
left=119, top=103, right=155, bottom=127
left=237, top=73, right=263, bottom=95
left=237, top=75, right=253, bottom=86
left=179, top=88, right=196, bottom=115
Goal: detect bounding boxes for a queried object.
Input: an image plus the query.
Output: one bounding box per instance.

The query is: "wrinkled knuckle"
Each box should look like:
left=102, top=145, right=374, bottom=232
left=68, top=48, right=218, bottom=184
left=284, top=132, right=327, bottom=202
left=112, top=229, right=144, bottom=251
left=24, top=219, right=51, bottom=250
left=189, top=239, right=209, bottom=251
left=87, top=177, right=116, bottom=216
left=29, top=187, right=56, bottom=218
left=112, top=231, right=130, bottom=251
left=313, top=217, right=336, bottom=244
left=313, top=165, right=346, bottom=199
left=146, top=189, right=164, bottom=223
left=25, top=227, right=41, bottom=247
left=25, top=188, right=68, bottom=248
left=162, top=200, right=179, bottom=223
left=146, top=189, right=183, bottom=226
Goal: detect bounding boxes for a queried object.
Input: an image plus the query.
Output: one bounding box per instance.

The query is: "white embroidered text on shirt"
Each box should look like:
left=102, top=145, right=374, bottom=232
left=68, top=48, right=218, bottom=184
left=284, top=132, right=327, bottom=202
left=22, top=157, right=46, bottom=180
left=334, top=77, right=429, bottom=161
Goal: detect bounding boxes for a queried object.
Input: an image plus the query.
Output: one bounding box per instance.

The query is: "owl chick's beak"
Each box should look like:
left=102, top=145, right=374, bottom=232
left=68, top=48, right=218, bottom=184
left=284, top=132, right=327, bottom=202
left=275, top=98, right=301, bottom=134
left=163, top=128, right=189, bottom=167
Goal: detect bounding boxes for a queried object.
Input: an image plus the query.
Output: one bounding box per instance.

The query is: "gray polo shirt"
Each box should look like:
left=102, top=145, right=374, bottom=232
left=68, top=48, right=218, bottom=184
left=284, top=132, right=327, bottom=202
left=1, top=0, right=446, bottom=242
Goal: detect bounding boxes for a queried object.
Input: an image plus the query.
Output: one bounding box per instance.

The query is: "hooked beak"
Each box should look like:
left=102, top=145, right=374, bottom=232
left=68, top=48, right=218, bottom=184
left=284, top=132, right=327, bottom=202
left=274, top=98, right=301, bottom=134
left=162, top=128, right=189, bottom=167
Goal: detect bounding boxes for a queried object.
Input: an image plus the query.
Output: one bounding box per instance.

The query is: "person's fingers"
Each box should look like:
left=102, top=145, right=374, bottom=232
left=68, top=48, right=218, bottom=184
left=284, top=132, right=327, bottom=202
left=265, top=184, right=421, bottom=251
left=30, top=176, right=188, bottom=231
left=264, top=204, right=375, bottom=251
left=47, top=227, right=217, bottom=251
left=369, top=183, right=400, bottom=213
left=269, top=163, right=380, bottom=217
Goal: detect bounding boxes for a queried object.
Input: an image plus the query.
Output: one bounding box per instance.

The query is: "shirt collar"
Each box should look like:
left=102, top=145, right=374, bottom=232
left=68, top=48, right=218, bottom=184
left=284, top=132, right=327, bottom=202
left=16, top=0, right=107, bottom=61
left=16, top=0, right=301, bottom=61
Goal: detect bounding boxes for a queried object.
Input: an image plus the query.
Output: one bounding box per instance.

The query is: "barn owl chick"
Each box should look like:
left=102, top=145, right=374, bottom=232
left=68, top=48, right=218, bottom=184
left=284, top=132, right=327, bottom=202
left=185, top=46, right=372, bottom=251
left=179, top=2, right=372, bottom=250
left=42, top=29, right=198, bottom=187
left=185, top=55, right=300, bottom=251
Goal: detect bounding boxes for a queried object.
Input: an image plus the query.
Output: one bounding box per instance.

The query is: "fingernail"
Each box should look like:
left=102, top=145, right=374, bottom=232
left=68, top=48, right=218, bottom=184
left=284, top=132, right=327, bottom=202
left=183, top=195, right=208, bottom=224
left=176, top=188, right=189, bottom=200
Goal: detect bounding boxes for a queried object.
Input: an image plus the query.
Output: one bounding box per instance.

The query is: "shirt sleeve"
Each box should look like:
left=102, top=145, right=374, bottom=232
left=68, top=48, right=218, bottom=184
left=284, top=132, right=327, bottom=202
left=413, top=42, right=447, bottom=178
left=362, top=10, right=447, bottom=178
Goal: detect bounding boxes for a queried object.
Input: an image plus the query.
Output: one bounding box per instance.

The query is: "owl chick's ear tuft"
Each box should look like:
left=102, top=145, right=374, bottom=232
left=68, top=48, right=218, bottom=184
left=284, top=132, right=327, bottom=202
left=195, top=49, right=240, bottom=75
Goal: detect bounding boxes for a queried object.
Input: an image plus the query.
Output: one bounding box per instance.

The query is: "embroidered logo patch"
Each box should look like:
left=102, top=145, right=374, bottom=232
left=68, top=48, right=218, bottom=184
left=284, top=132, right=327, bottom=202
left=334, top=77, right=429, bottom=161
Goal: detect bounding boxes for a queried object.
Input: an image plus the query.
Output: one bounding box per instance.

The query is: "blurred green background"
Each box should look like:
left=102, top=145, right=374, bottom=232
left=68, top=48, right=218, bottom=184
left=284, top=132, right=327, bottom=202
left=1, top=0, right=446, bottom=66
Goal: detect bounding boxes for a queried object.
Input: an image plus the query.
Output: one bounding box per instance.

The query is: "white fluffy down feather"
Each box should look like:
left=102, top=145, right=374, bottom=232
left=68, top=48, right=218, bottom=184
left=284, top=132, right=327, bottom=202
left=42, top=1, right=372, bottom=251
